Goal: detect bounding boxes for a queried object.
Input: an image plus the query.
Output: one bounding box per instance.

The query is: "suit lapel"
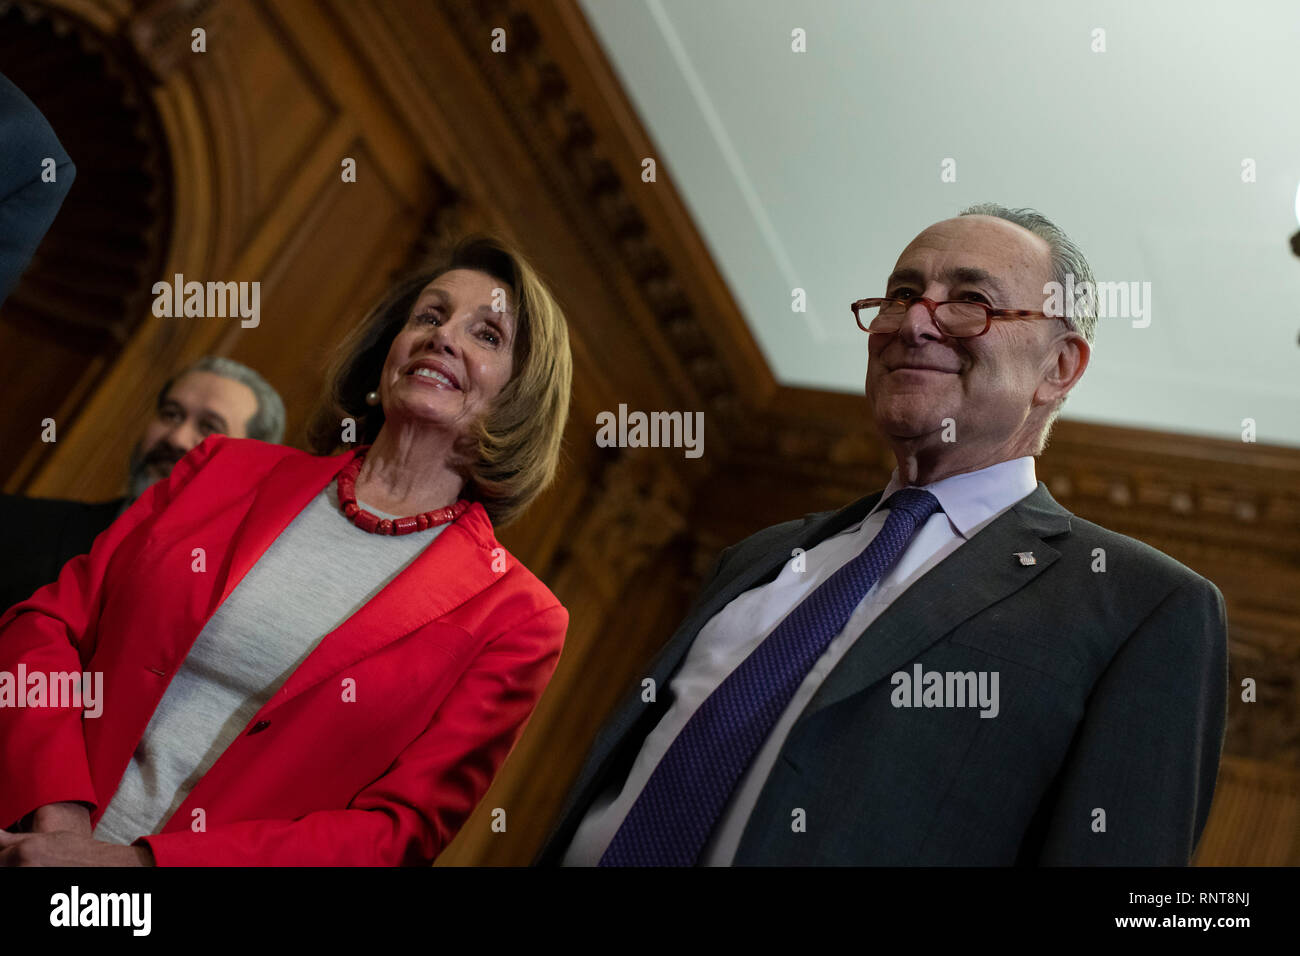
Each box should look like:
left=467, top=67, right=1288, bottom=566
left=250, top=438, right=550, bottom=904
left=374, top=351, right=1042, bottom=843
left=795, top=482, right=1073, bottom=725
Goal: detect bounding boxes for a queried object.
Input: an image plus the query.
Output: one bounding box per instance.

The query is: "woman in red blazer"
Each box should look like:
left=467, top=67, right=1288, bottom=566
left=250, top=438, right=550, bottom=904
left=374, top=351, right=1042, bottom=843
left=0, top=236, right=572, bottom=866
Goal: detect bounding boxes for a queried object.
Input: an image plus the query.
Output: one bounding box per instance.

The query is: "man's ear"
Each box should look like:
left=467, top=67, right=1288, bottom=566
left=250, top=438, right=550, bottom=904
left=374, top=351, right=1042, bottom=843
left=1037, top=332, right=1090, bottom=405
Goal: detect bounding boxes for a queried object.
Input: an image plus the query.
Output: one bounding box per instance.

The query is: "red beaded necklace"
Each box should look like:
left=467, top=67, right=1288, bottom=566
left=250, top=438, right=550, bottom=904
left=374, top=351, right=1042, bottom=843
left=336, top=447, right=470, bottom=535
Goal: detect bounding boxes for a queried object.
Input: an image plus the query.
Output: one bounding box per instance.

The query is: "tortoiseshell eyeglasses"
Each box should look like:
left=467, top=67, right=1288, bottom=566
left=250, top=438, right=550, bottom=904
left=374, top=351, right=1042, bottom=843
left=852, top=296, right=1069, bottom=338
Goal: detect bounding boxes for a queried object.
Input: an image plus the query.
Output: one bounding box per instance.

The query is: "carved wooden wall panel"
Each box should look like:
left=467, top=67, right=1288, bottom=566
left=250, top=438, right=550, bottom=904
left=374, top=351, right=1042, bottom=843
left=222, top=1, right=335, bottom=223
left=220, top=141, right=415, bottom=444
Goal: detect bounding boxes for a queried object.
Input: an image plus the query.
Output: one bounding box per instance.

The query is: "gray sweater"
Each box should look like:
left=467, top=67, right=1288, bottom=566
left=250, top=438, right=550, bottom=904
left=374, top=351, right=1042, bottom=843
left=93, top=480, right=447, bottom=844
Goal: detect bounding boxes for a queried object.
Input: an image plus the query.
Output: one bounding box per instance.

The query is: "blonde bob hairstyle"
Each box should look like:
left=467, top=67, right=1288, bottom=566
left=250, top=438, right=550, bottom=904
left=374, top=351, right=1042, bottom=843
left=307, top=235, right=572, bottom=527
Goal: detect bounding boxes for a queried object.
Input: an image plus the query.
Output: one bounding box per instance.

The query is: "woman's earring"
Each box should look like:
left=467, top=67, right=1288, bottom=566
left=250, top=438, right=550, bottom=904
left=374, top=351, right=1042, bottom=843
left=365, top=390, right=381, bottom=407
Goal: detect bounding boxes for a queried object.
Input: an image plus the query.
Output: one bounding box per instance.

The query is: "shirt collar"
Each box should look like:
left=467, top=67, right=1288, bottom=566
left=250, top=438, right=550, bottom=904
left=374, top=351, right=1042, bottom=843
left=867, top=456, right=1038, bottom=540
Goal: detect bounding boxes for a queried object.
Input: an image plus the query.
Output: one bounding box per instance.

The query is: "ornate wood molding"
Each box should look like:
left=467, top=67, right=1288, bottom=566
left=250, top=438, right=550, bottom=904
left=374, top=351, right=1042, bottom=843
left=126, top=0, right=230, bottom=80
left=549, top=450, right=690, bottom=603
left=431, top=0, right=759, bottom=462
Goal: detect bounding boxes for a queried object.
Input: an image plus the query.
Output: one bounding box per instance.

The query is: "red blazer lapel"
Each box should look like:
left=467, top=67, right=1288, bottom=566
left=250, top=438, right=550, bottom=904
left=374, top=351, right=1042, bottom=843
left=215, top=446, right=364, bottom=610
left=259, top=502, right=500, bottom=716
left=206, top=444, right=505, bottom=717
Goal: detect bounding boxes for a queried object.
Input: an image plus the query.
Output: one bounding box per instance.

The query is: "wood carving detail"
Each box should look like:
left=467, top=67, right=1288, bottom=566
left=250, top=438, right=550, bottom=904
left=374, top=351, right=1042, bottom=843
left=554, top=452, right=688, bottom=602
left=435, top=0, right=743, bottom=430
left=126, top=0, right=226, bottom=79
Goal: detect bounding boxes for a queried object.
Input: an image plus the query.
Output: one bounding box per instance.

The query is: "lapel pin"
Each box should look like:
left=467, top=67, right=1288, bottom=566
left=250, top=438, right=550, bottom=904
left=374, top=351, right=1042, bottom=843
left=1014, top=551, right=1036, bottom=566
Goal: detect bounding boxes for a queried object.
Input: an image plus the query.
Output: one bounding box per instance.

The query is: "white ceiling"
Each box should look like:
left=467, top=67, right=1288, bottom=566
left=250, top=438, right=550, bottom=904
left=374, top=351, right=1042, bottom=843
left=579, top=0, right=1300, bottom=447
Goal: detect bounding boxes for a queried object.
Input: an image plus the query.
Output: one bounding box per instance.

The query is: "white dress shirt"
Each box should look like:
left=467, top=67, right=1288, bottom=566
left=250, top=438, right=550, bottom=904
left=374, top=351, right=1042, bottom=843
left=562, top=455, right=1039, bottom=866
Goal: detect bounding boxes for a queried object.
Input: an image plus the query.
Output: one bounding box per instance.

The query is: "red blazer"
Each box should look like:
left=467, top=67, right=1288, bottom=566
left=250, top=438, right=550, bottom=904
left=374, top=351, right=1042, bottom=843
left=0, top=434, right=567, bottom=865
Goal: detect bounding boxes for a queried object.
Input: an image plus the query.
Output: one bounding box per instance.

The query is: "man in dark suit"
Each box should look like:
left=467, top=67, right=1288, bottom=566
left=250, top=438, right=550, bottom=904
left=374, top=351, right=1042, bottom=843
left=0, top=356, right=287, bottom=612
left=539, top=204, right=1228, bottom=866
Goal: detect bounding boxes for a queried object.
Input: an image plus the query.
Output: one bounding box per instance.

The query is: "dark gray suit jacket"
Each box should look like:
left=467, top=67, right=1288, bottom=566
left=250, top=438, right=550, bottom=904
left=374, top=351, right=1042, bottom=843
left=0, top=70, right=75, bottom=305
left=536, top=482, right=1228, bottom=865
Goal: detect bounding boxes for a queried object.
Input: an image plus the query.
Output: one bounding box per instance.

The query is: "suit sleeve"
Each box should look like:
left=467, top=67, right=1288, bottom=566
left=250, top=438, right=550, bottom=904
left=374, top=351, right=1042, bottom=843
left=135, top=602, right=569, bottom=866
left=1036, top=576, right=1229, bottom=865
left=0, top=71, right=75, bottom=306
left=0, top=434, right=226, bottom=829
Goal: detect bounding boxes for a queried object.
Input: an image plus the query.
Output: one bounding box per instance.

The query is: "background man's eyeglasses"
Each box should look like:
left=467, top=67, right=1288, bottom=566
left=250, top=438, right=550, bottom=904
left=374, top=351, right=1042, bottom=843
left=851, top=296, right=1068, bottom=338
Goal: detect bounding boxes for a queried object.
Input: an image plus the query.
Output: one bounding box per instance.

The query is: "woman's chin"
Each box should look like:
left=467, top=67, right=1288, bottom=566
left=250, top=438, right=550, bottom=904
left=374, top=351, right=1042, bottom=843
left=383, top=402, right=473, bottom=437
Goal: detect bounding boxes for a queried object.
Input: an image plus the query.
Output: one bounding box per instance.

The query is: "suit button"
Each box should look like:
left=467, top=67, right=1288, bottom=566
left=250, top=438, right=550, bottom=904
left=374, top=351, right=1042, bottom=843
left=247, top=720, right=271, bottom=736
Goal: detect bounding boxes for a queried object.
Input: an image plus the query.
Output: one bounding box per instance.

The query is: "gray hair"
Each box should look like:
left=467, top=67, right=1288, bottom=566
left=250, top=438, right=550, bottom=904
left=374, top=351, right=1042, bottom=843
left=958, top=203, right=1097, bottom=345
left=958, top=203, right=1095, bottom=452
left=159, top=355, right=286, bottom=443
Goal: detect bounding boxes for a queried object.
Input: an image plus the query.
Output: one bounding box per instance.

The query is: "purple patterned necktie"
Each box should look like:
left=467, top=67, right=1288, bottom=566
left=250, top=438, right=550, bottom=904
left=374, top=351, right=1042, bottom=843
left=599, top=487, right=942, bottom=866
